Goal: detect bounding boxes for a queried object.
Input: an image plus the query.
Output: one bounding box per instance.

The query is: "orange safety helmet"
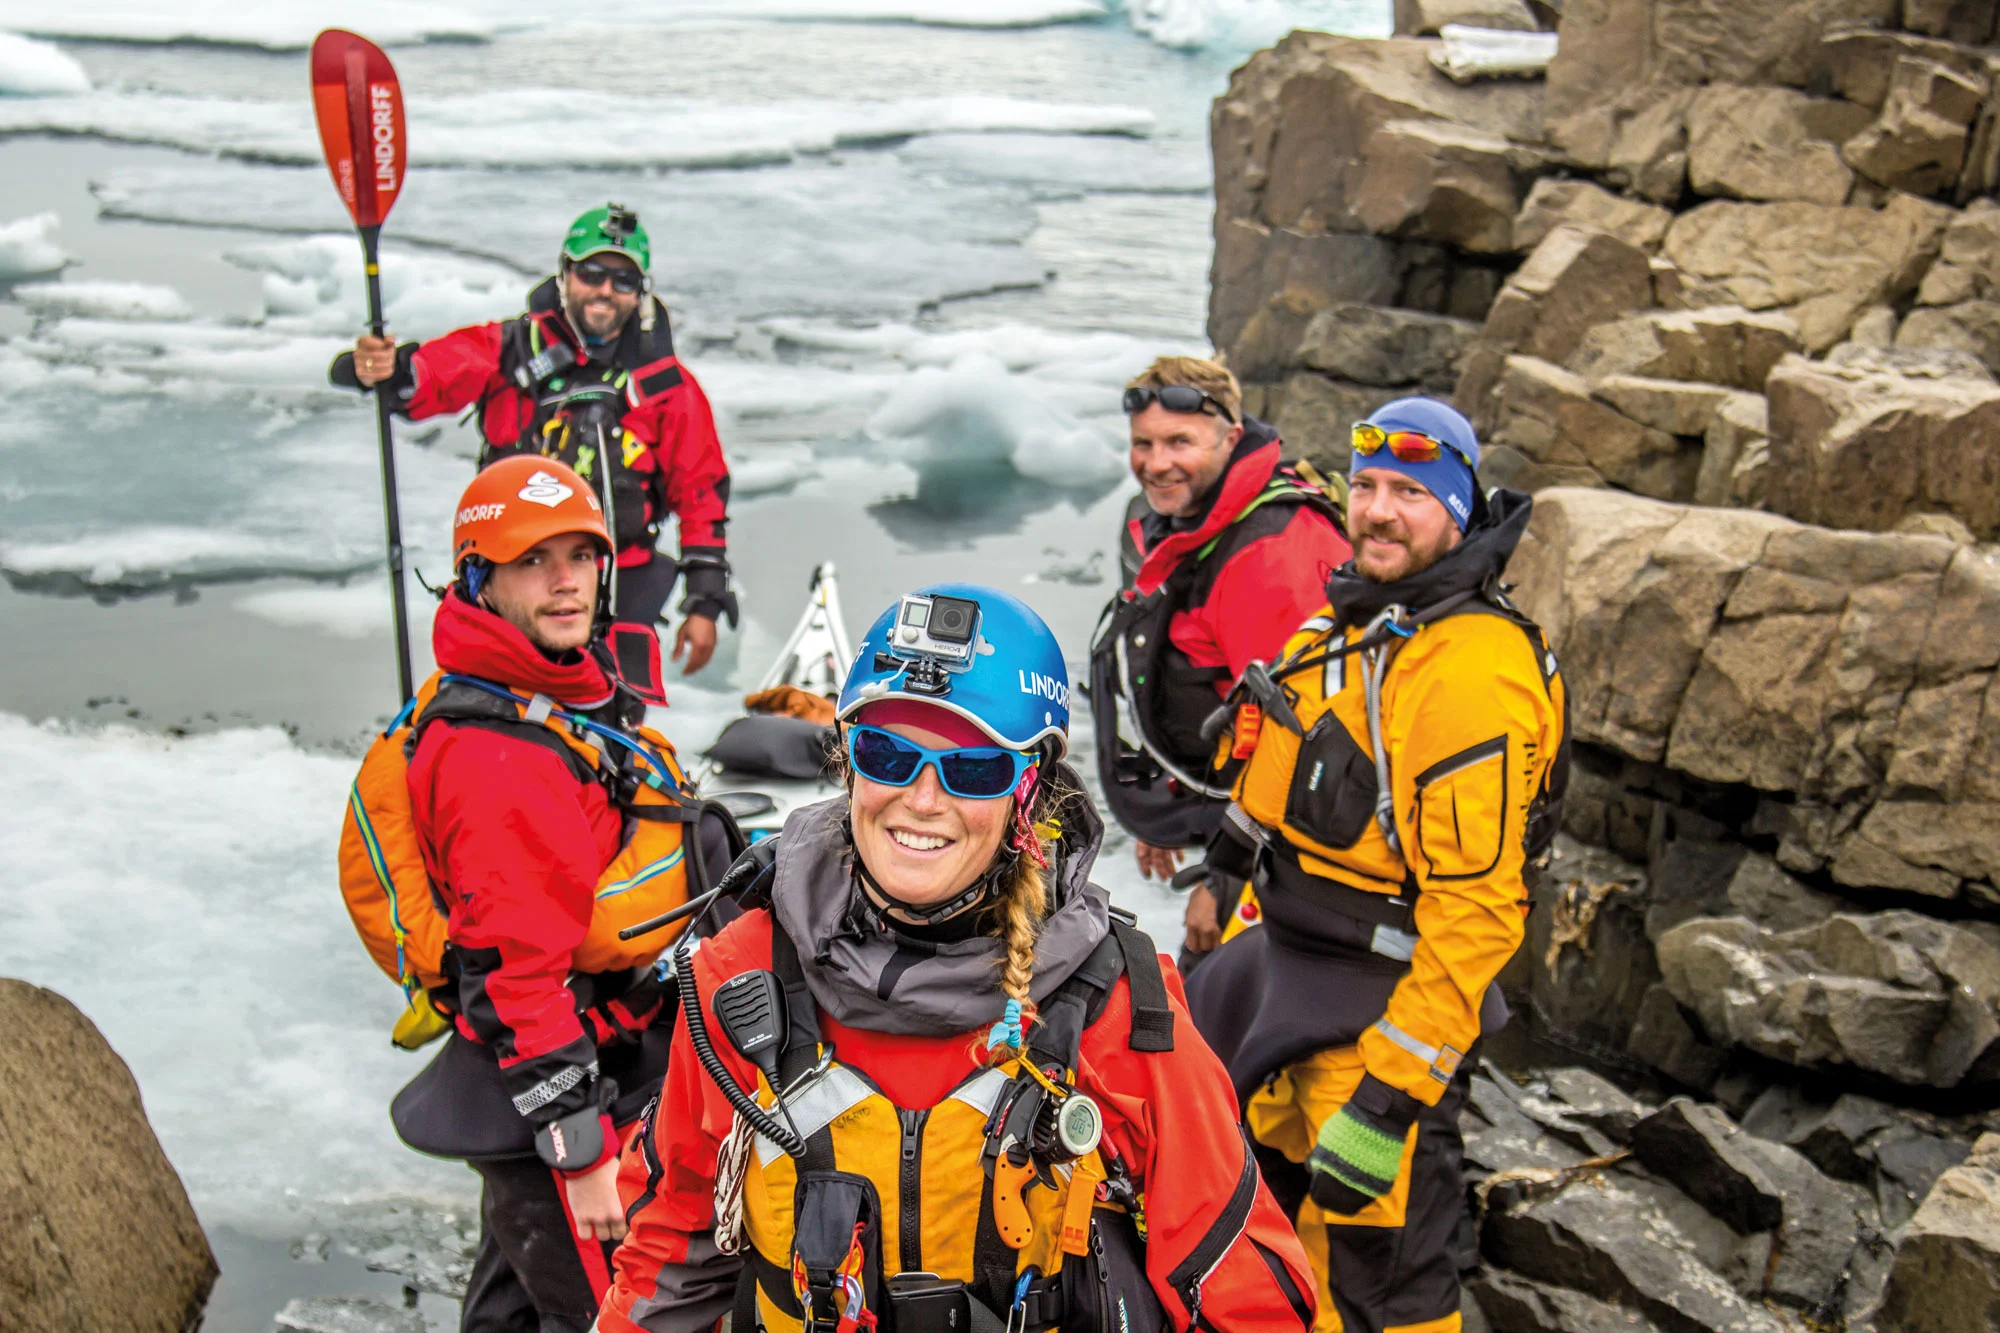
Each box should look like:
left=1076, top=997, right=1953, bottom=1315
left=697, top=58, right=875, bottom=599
left=451, top=455, right=612, bottom=570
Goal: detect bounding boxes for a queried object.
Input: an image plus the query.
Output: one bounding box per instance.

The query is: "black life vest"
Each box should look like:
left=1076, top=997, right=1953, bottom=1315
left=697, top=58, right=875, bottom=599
left=482, top=277, right=683, bottom=551
left=1089, top=465, right=1343, bottom=849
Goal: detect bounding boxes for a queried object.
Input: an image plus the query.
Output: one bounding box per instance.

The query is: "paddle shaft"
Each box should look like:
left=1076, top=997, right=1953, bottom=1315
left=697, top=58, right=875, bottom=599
left=359, top=223, right=415, bottom=705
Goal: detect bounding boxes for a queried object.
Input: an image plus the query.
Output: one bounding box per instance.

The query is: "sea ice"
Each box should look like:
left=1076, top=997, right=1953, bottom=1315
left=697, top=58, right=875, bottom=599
left=1108, top=0, right=1389, bottom=49
left=0, top=1, right=493, bottom=49
left=94, top=155, right=1048, bottom=327
left=0, top=210, right=66, bottom=280
left=13, top=278, right=193, bottom=321
left=0, top=30, right=89, bottom=95
left=0, top=89, right=1153, bottom=170
left=235, top=581, right=399, bottom=641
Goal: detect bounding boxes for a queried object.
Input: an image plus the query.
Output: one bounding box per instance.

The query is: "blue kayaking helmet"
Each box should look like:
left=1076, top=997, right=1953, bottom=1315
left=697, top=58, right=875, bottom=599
left=837, top=583, right=1070, bottom=758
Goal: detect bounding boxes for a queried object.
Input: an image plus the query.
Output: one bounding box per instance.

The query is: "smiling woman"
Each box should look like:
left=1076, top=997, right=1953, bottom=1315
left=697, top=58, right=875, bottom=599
left=599, top=582, right=1318, bottom=1333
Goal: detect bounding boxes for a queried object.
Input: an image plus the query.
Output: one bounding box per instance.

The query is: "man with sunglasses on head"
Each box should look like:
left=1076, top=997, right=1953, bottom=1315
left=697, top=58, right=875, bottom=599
left=1182, top=398, right=1569, bottom=1333
left=332, top=203, right=735, bottom=674
left=1089, top=356, right=1349, bottom=966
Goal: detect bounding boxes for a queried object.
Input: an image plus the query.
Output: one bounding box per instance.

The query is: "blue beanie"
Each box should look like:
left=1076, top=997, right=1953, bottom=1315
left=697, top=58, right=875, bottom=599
left=1349, top=397, right=1481, bottom=532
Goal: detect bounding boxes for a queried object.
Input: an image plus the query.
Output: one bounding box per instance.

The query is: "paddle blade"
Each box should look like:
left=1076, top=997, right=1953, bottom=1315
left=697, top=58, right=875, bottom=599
left=309, top=29, right=406, bottom=230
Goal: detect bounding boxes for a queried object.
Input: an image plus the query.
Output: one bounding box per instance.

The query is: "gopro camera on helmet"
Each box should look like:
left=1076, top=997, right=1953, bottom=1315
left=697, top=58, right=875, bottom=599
left=604, top=204, right=639, bottom=242
left=871, top=593, right=982, bottom=698
left=891, top=593, right=979, bottom=663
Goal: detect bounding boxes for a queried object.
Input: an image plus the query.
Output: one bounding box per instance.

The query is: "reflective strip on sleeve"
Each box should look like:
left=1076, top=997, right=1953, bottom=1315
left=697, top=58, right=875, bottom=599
left=512, top=1059, right=597, bottom=1115
left=1370, top=1020, right=1463, bottom=1086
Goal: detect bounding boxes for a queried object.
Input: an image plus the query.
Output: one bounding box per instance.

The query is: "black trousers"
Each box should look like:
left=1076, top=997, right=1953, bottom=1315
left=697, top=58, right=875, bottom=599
left=461, top=1154, right=619, bottom=1333
left=613, top=552, right=678, bottom=628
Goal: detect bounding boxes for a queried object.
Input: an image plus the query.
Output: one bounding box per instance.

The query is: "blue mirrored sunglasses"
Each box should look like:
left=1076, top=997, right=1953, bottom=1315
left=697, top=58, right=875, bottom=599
left=845, top=724, right=1037, bottom=800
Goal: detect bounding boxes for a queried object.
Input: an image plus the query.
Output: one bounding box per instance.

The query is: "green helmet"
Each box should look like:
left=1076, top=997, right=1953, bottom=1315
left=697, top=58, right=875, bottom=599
left=562, top=203, right=651, bottom=272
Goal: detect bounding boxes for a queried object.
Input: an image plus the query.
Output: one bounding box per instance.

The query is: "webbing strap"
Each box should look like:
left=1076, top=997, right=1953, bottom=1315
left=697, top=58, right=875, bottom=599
left=1109, top=919, right=1175, bottom=1052
left=768, top=926, right=826, bottom=1088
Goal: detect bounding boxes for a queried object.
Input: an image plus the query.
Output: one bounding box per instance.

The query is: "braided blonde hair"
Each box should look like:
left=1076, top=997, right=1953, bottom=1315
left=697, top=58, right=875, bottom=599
left=978, top=766, right=1083, bottom=1065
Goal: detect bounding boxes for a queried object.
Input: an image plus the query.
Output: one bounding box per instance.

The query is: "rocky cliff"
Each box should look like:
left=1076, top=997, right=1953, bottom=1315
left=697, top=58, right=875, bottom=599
left=1210, top=3, right=2000, bottom=1328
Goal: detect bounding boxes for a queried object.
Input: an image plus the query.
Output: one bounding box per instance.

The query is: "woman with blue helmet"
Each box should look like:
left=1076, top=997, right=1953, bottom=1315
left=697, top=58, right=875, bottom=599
left=601, top=586, right=1314, bottom=1333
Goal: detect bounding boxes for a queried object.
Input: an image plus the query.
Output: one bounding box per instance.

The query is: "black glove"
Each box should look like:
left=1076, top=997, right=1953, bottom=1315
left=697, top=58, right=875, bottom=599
left=677, top=546, right=739, bottom=628
left=328, top=341, right=418, bottom=401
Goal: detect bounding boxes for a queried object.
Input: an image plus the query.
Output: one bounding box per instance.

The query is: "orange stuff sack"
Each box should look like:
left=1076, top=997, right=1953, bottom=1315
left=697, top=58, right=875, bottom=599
left=340, top=675, right=451, bottom=992
left=339, top=671, right=698, bottom=999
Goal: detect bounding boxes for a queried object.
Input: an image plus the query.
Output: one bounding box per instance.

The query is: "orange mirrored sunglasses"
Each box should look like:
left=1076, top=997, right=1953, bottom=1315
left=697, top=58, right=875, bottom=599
left=1351, top=421, right=1462, bottom=463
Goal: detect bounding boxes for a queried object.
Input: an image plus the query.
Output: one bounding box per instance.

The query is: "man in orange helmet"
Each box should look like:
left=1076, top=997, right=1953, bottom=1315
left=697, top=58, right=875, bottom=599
left=390, top=455, right=727, bottom=1332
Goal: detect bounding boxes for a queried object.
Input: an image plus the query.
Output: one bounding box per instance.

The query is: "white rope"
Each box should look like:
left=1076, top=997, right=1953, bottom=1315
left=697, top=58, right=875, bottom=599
left=713, top=1110, right=753, bottom=1254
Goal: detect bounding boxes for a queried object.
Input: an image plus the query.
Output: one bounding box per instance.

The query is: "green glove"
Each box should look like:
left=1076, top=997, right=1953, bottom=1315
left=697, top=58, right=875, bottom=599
left=1307, top=1075, right=1417, bottom=1215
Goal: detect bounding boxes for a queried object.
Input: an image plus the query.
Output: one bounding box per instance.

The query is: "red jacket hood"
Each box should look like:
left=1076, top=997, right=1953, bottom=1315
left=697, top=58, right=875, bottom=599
left=431, top=590, right=615, bottom=708
left=1129, top=438, right=1282, bottom=596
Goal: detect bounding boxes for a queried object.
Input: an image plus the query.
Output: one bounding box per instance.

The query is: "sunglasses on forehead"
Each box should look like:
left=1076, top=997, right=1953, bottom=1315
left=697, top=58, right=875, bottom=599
left=569, top=259, right=644, bottom=294
left=1351, top=421, right=1472, bottom=466
left=1122, top=384, right=1237, bottom=424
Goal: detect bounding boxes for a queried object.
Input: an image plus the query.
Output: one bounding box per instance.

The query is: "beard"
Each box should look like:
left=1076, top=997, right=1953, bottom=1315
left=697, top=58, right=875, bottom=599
left=1351, top=520, right=1459, bottom=583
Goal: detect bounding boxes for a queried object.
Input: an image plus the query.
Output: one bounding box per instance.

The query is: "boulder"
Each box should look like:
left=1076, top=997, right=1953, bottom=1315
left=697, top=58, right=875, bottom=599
left=1686, top=85, right=1864, bottom=204
left=1744, top=1088, right=1975, bottom=1228
left=1552, top=89, right=1693, bottom=205
left=1212, top=33, right=1544, bottom=238
left=1899, top=300, right=2000, bottom=374
left=1351, top=118, right=1551, bottom=253
left=1915, top=199, right=2000, bottom=304
left=1876, top=1131, right=2000, bottom=1332
left=1691, top=391, right=1770, bottom=508
left=1511, top=178, right=1674, bottom=255
left=1722, top=853, right=1841, bottom=932
left=1566, top=307, right=1803, bottom=392
left=1269, top=372, right=1400, bottom=476
left=1762, top=348, right=2000, bottom=537
left=1395, top=0, right=1540, bottom=35
left=1661, top=193, right=1953, bottom=350
left=1458, top=224, right=1654, bottom=421
left=1210, top=222, right=1405, bottom=377
left=1483, top=354, right=1698, bottom=499
left=1629, top=1098, right=1869, bottom=1310
left=0, top=978, right=216, bottom=1332
left=1626, top=983, right=1728, bottom=1092
left=1504, top=837, right=1661, bottom=1066
left=1481, top=1168, right=1786, bottom=1333
left=1901, top=0, right=2000, bottom=45
left=1294, top=303, right=1478, bottom=390
left=1546, top=0, right=1896, bottom=178
left=1467, top=1269, right=1666, bottom=1333
left=1483, top=225, right=1658, bottom=364
left=1655, top=910, right=2000, bottom=1088
left=1821, top=27, right=1993, bottom=111
left=1542, top=1068, right=1649, bottom=1143
left=1593, top=376, right=1734, bottom=436
left=1506, top=487, right=2000, bottom=900
left=1842, top=56, right=1989, bottom=197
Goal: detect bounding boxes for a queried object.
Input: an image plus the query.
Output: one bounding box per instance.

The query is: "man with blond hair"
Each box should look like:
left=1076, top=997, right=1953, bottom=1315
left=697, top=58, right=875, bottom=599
left=1089, top=356, right=1350, bottom=962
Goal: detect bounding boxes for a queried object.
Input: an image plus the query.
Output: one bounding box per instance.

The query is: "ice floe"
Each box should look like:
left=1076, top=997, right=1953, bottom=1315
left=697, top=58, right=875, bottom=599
left=0, top=89, right=1153, bottom=170
left=0, top=30, right=89, bottom=95
left=14, top=278, right=192, bottom=321
left=0, top=210, right=66, bottom=280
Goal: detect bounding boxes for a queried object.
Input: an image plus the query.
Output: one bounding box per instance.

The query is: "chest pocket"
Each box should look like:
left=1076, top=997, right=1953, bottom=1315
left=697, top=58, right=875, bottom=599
left=1413, top=736, right=1507, bottom=881
left=1282, top=713, right=1378, bottom=851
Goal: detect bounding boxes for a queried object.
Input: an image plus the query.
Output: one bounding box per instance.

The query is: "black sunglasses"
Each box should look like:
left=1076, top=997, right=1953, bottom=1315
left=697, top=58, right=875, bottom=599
left=1122, top=384, right=1236, bottom=424
left=569, top=259, right=644, bottom=294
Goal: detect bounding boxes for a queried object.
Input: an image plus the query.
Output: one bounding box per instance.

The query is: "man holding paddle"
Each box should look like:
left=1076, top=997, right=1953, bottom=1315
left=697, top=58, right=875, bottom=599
left=333, top=204, right=736, bottom=676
